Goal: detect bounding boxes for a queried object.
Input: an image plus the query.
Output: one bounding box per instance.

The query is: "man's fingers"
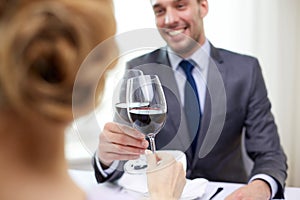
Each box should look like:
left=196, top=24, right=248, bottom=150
left=108, top=131, right=148, bottom=148
left=105, top=122, right=144, bottom=139
left=102, top=122, right=148, bottom=149
left=98, top=122, right=149, bottom=165
left=99, top=143, right=145, bottom=165
left=100, top=140, right=146, bottom=155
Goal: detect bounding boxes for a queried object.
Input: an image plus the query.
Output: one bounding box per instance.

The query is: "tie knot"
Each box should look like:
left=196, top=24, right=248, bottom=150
left=179, top=60, right=194, bottom=75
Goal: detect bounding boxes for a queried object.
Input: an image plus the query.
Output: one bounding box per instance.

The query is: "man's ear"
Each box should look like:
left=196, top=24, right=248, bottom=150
left=199, top=0, right=209, bottom=18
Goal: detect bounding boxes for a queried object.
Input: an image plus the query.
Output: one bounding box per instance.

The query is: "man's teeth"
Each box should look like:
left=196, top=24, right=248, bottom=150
left=168, top=29, right=184, bottom=36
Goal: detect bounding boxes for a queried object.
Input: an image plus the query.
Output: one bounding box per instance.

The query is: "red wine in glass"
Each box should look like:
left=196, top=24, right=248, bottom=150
left=124, top=75, right=167, bottom=174
left=129, top=107, right=166, bottom=138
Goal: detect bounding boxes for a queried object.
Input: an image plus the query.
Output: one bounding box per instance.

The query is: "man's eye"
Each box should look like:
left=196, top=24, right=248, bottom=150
left=154, top=8, right=165, bottom=16
left=176, top=3, right=186, bottom=9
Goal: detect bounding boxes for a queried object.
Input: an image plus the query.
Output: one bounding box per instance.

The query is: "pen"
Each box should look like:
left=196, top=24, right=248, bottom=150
left=209, top=187, right=223, bottom=200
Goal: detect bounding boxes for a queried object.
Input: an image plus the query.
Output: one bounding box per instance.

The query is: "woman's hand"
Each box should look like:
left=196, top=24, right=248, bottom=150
left=146, top=151, right=186, bottom=200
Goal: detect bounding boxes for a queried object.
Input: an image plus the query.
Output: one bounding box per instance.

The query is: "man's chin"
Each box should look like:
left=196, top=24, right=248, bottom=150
left=169, top=42, right=199, bottom=57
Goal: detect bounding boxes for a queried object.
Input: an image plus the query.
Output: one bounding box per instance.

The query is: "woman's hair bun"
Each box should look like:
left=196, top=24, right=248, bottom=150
left=0, top=0, right=117, bottom=122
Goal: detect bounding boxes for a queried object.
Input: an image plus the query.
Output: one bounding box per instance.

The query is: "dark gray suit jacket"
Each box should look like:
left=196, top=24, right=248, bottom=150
left=93, top=43, right=287, bottom=198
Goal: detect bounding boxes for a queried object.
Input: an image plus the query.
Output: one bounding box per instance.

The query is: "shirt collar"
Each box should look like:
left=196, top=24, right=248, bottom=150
left=168, top=39, right=211, bottom=71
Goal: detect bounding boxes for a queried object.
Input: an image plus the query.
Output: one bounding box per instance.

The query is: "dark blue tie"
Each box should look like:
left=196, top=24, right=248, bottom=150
left=179, top=60, right=201, bottom=154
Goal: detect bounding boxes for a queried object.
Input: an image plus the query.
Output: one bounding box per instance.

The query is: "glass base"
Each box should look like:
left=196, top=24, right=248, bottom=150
left=124, top=154, right=148, bottom=174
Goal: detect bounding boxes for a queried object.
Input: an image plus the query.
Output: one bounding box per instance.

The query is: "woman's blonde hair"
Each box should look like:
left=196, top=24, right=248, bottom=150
left=0, top=0, right=117, bottom=122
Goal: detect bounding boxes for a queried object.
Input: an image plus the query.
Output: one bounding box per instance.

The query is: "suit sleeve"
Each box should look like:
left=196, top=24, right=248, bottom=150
left=92, top=153, right=125, bottom=183
left=244, top=59, right=287, bottom=198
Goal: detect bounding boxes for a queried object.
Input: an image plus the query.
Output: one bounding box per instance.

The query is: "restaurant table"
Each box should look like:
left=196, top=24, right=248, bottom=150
left=69, top=169, right=300, bottom=200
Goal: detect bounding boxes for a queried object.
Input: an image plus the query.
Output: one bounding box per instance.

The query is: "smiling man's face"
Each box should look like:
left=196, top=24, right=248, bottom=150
left=151, top=0, right=208, bottom=56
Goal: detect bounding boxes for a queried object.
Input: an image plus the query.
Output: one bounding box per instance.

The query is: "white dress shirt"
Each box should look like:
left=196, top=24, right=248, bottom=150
left=167, top=39, right=210, bottom=113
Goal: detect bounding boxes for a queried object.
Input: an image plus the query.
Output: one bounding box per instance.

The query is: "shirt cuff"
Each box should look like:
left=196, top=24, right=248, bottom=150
left=95, top=152, right=119, bottom=178
left=249, top=174, right=278, bottom=198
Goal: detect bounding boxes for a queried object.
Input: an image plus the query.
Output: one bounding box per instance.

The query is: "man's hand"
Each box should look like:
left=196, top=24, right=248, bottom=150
left=225, top=179, right=271, bottom=200
left=97, top=122, right=149, bottom=167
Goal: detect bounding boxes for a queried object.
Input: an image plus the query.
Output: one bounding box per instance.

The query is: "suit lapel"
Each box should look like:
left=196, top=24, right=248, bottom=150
left=156, top=49, right=193, bottom=158
left=192, top=44, right=227, bottom=166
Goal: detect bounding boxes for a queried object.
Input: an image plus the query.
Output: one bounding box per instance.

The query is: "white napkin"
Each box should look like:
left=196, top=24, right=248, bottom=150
left=181, top=178, right=208, bottom=199
left=118, top=173, right=208, bottom=199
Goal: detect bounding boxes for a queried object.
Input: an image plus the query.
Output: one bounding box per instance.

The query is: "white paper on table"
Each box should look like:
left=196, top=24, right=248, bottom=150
left=118, top=173, right=208, bottom=199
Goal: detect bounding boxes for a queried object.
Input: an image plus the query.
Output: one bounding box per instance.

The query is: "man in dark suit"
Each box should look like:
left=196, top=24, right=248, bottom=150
left=93, top=0, right=287, bottom=199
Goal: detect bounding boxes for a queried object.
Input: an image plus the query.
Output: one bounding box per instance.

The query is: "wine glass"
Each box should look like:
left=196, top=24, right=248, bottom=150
left=112, top=69, right=143, bottom=125
left=124, top=75, right=167, bottom=174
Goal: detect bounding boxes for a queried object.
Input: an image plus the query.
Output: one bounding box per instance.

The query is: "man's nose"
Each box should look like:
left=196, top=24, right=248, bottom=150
left=164, top=9, right=178, bottom=25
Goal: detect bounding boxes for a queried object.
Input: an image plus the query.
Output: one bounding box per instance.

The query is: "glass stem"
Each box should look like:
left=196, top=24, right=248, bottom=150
left=148, top=135, right=156, bottom=153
